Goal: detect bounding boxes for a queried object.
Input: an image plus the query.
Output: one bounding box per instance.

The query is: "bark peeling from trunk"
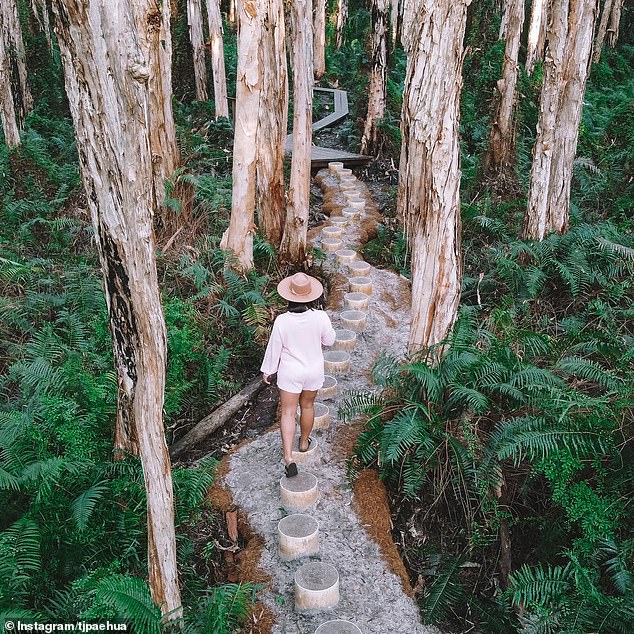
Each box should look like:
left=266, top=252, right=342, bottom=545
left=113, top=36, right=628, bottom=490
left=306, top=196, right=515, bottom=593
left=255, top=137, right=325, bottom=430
left=206, top=0, right=229, bottom=118
left=187, top=0, right=209, bottom=100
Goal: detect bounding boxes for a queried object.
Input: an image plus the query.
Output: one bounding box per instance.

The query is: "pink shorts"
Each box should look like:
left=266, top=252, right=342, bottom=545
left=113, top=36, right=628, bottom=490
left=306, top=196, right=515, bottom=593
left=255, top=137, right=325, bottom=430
left=277, top=367, right=324, bottom=394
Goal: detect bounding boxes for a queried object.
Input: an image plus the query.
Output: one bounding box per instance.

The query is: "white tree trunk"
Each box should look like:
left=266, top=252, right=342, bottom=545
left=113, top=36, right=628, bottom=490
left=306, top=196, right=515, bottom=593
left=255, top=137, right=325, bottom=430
left=390, top=0, right=400, bottom=48
left=48, top=0, right=182, bottom=620
left=334, top=0, right=347, bottom=50
left=485, top=0, right=525, bottom=176
left=280, top=0, right=313, bottom=265
left=593, top=0, right=614, bottom=62
left=188, top=0, right=209, bottom=100
left=30, top=0, right=52, bottom=50
left=361, top=0, right=389, bottom=155
left=398, top=0, right=470, bottom=354
left=228, top=0, right=236, bottom=25
left=526, top=0, right=547, bottom=75
left=134, top=0, right=180, bottom=208
left=0, top=0, right=33, bottom=147
left=606, top=0, right=623, bottom=47
left=221, top=0, right=263, bottom=270
left=256, top=0, right=288, bottom=246
left=314, top=0, right=326, bottom=79
left=524, top=0, right=598, bottom=240
left=206, top=0, right=229, bottom=118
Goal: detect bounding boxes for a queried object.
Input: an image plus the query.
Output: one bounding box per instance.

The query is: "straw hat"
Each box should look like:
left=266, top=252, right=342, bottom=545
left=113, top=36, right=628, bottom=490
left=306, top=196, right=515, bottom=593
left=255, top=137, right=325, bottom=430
left=277, top=272, right=323, bottom=302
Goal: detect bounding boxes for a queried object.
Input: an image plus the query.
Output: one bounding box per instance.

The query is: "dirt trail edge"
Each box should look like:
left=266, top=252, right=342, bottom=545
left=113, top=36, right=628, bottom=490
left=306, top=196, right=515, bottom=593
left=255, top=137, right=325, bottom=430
left=223, top=169, right=441, bottom=634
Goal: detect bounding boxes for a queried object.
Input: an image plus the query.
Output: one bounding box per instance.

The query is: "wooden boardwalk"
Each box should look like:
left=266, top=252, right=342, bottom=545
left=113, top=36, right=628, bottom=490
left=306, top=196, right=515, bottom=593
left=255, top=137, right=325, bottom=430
left=285, top=87, right=371, bottom=169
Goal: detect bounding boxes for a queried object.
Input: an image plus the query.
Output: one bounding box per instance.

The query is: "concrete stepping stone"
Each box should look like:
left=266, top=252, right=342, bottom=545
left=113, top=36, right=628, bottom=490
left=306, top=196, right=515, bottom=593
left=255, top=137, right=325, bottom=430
left=296, top=402, right=329, bottom=428
left=340, top=310, right=367, bottom=332
left=318, top=375, right=337, bottom=399
left=329, top=216, right=348, bottom=228
left=343, top=190, right=362, bottom=202
left=347, top=200, right=365, bottom=212
left=342, top=207, right=361, bottom=219
left=340, top=183, right=357, bottom=192
left=322, top=237, right=343, bottom=253
left=344, top=292, right=369, bottom=310
left=349, top=276, right=372, bottom=295
left=335, top=249, right=357, bottom=265
left=292, top=435, right=320, bottom=464
left=348, top=260, right=371, bottom=276
left=278, top=514, right=320, bottom=561
left=328, top=162, right=344, bottom=174
left=333, top=329, right=357, bottom=351
left=315, top=621, right=362, bottom=634
left=280, top=472, right=319, bottom=512
left=295, top=562, right=340, bottom=612
left=337, top=168, right=353, bottom=179
left=324, top=350, right=351, bottom=374
left=322, top=225, right=343, bottom=240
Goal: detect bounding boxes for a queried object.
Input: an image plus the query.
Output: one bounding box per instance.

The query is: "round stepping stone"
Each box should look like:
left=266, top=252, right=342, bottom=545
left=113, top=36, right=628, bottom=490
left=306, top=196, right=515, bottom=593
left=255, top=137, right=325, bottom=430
left=349, top=276, right=373, bottom=295
left=338, top=168, right=352, bottom=179
left=322, top=237, right=343, bottom=253
left=329, top=216, right=348, bottom=228
left=295, top=562, right=340, bottom=612
left=344, top=292, right=369, bottom=310
left=342, top=208, right=361, bottom=219
left=333, top=329, right=356, bottom=352
left=340, top=183, right=357, bottom=192
left=349, top=260, right=371, bottom=276
left=343, top=190, right=362, bottom=201
left=296, top=402, right=329, bottom=428
left=328, top=162, right=344, bottom=174
left=324, top=350, right=351, bottom=374
left=280, top=472, right=319, bottom=512
left=278, top=514, right=320, bottom=561
left=318, top=375, right=337, bottom=399
left=340, top=310, right=367, bottom=332
left=340, top=176, right=357, bottom=185
left=292, top=435, right=320, bottom=464
left=347, top=199, right=365, bottom=210
left=315, top=621, right=363, bottom=634
left=335, top=249, right=357, bottom=265
left=322, top=225, right=343, bottom=239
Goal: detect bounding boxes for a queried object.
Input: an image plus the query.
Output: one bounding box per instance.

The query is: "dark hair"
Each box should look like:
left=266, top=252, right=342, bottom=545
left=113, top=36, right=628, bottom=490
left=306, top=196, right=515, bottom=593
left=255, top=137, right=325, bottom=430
left=288, top=298, right=323, bottom=313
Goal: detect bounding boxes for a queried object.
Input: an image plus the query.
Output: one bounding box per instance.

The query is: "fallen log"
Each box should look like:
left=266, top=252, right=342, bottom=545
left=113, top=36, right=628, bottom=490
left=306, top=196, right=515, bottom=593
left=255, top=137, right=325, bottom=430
left=170, top=375, right=266, bottom=459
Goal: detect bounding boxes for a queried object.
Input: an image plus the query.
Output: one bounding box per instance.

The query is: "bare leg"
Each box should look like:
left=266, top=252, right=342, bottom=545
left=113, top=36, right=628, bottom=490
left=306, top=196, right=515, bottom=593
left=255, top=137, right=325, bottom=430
left=279, top=389, right=301, bottom=464
left=298, top=390, right=318, bottom=451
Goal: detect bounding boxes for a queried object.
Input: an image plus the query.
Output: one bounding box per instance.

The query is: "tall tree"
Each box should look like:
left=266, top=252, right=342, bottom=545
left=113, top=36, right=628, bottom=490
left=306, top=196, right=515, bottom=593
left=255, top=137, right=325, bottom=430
left=483, top=0, right=525, bottom=181
left=524, top=0, right=598, bottom=241
left=334, top=0, right=347, bottom=50
left=398, top=0, right=471, bottom=354
left=135, top=0, right=180, bottom=208
left=221, top=0, right=263, bottom=270
left=188, top=0, right=209, bottom=100
left=390, top=0, right=401, bottom=48
left=361, top=0, right=390, bottom=155
left=206, top=0, right=230, bottom=118
left=606, top=0, right=623, bottom=47
left=314, top=0, right=326, bottom=79
left=593, top=0, right=614, bottom=62
left=525, top=0, right=547, bottom=74
left=256, top=0, right=288, bottom=247
left=0, top=0, right=33, bottom=148
left=47, top=0, right=182, bottom=619
left=279, top=0, right=313, bottom=265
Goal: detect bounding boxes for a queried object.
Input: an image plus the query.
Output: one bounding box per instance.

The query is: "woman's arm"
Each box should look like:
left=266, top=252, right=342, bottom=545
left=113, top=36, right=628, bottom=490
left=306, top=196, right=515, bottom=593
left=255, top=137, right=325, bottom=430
left=261, top=319, right=283, bottom=376
left=320, top=312, right=336, bottom=346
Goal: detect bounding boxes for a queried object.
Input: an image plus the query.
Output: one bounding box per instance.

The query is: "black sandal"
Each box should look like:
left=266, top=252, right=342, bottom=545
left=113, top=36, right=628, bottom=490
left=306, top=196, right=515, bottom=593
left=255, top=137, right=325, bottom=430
left=299, top=437, right=312, bottom=453
left=285, top=462, right=298, bottom=478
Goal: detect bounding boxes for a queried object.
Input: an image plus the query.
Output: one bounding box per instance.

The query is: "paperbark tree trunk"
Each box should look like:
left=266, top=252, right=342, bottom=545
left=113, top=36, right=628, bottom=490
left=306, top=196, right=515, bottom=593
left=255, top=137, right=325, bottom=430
left=524, top=0, right=598, bottom=241
left=188, top=0, right=209, bottom=100
left=361, top=0, right=389, bottom=155
left=228, top=0, right=236, bottom=25
left=334, top=0, right=347, bottom=50
left=390, top=0, right=400, bottom=48
left=206, top=0, right=229, bottom=118
left=314, top=0, right=326, bottom=78
left=221, top=0, right=263, bottom=270
left=526, top=0, right=547, bottom=75
left=134, top=0, right=180, bottom=208
left=593, top=0, right=614, bottom=62
left=48, top=0, right=182, bottom=620
left=256, top=0, right=288, bottom=247
left=606, top=0, right=623, bottom=47
left=0, top=0, right=33, bottom=148
left=30, top=0, right=52, bottom=50
left=484, top=0, right=525, bottom=179
left=279, top=0, right=313, bottom=266
left=398, top=0, right=470, bottom=355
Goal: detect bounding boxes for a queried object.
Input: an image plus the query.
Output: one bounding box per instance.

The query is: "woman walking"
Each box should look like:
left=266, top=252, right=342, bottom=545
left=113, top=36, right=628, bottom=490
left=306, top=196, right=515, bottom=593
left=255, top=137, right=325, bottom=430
left=261, top=273, right=336, bottom=477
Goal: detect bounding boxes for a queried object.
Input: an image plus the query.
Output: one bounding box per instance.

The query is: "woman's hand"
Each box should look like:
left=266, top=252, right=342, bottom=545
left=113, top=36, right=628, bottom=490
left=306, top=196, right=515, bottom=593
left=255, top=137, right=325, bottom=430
left=263, top=373, right=272, bottom=385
